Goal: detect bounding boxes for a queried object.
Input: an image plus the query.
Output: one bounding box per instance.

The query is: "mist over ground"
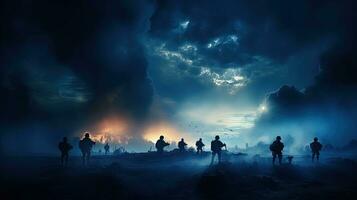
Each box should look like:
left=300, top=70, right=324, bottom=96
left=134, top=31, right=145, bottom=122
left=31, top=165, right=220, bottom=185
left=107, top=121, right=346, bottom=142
left=2, top=152, right=357, bottom=200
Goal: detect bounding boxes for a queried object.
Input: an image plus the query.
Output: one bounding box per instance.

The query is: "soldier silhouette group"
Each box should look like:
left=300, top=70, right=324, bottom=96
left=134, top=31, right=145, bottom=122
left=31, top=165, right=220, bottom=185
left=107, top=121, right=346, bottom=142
left=269, top=136, right=323, bottom=165
left=59, top=132, right=323, bottom=166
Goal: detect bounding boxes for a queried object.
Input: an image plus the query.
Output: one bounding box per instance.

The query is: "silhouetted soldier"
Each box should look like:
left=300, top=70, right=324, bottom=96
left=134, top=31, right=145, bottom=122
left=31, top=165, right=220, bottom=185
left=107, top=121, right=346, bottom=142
left=270, top=136, right=284, bottom=165
left=178, top=138, right=187, bottom=152
left=155, top=135, right=170, bottom=154
left=79, top=132, right=96, bottom=165
left=310, top=137, right=322, bottom=162
left=210, top=135, right=226, bottom=164
left=58, top=137, right=73, bottom=166
left=104, top=143, right=110, bottom=155
left=196, top=138, right=205, bottom=154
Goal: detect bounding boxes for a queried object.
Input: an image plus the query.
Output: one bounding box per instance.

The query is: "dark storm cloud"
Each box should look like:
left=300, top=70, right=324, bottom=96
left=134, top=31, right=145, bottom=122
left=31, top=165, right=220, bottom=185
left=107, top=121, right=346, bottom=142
left=252, top=41, right=357, bottom=146
left=146, top=0, right=356, bottom=101
left=149, top=0, right=352, bottom=65
left=252, top=0, right=357, bottom=121
left=0, top=0, right=155, bottom=153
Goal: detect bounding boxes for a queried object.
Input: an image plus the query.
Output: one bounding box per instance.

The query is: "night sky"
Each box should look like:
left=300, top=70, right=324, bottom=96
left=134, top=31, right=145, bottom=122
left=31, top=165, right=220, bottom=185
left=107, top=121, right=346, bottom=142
left=1, top=0, right=357, bottom=154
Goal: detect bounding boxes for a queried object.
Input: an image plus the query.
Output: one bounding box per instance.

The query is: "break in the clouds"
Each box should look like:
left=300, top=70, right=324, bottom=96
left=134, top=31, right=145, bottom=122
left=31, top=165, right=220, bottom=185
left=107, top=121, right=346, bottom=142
left=147, top=40, right=250, bottom=94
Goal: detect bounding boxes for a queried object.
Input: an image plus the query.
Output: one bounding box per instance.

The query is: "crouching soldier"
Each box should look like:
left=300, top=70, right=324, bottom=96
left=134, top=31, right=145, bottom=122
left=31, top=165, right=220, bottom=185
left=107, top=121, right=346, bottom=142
left=196, top=138, right=205, bottom=154
left=156, top=135, right=170, bottom=154
left=178, top=138, right=187, bottom=152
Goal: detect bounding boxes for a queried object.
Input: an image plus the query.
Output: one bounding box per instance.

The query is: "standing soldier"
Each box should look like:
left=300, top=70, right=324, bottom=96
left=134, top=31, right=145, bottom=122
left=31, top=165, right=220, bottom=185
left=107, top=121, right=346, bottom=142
left=196, top=138, right=205, bottom=154
left=104, top=143, right=110, bottom=155
left=210, top=135, right=226, bottom=164
left=270, top=136, right=284, bottom=165
left=178, top=138, right=187, bottom=152
left=155, top=135, right=170, bottom=154
left=310, top=137, right=322, bottom=162
left=79, top=132, right=96, bottom=165
left=58, top=137, right=73, bottom=166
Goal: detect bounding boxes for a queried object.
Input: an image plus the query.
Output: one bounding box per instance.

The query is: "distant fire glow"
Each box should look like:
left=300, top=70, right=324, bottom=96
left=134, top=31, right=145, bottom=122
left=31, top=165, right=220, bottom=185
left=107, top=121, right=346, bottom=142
left=86, top=116, right=130, bottom=144
left=144, top=121, right=193, bottom=144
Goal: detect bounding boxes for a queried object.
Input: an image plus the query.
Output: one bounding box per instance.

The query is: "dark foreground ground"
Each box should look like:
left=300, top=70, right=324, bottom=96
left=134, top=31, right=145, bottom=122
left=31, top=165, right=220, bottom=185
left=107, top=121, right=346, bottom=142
left=1, top=152, right=357, bottom=200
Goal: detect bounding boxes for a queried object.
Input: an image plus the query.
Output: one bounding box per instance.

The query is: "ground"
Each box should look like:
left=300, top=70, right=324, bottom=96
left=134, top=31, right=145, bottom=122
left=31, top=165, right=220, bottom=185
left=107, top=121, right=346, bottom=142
left=1, top=152, right=357, bottom=200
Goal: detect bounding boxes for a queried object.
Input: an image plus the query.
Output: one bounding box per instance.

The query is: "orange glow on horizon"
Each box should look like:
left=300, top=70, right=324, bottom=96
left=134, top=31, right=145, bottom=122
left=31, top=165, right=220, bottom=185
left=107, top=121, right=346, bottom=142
left=78, top=117, right=194, bottom=146
left=81, top=116, right=130, bottom=144
left=143, top=121, right=193, bottom=145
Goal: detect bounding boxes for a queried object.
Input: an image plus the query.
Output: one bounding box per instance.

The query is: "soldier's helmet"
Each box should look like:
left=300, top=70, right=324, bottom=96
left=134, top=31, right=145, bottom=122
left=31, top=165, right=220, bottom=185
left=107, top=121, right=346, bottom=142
left=276, top=136, right=281, bottom=140
left=314, top=137, right=318, bottom=141
left=85, top=132, right=90, bottom=138
left=63, top=137, right=67, bottom=142
left=160, top=135, right=164, bottom=140
left=215, top=135, right=220, bottom=140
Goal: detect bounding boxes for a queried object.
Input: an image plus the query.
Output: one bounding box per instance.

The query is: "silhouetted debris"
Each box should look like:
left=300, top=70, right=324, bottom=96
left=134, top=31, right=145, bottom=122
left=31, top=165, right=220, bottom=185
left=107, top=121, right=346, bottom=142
left=113, top=147, right=126, bottom=155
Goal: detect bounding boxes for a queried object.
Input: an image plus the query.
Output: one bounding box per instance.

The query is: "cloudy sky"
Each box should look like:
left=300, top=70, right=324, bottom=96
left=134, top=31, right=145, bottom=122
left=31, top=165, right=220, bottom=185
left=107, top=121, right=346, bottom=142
left=1, top=0, right=356, bottom=154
